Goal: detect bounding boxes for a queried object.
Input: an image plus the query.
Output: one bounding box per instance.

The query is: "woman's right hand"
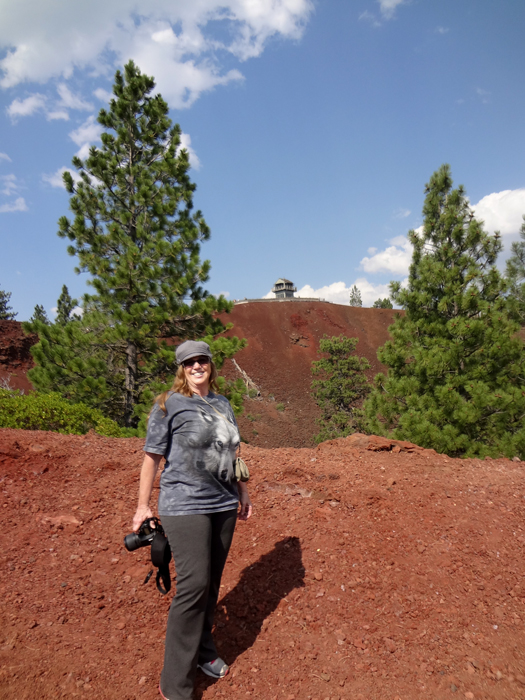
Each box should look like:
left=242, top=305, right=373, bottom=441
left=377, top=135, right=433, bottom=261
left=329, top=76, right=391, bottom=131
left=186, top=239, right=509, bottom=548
left=132, top=505, right=153, bottom=532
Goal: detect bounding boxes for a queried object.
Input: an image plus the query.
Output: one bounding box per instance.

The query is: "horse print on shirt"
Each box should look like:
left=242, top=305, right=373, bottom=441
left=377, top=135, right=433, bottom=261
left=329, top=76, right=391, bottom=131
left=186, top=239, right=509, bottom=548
left=185, top=409, right=240, bottom=483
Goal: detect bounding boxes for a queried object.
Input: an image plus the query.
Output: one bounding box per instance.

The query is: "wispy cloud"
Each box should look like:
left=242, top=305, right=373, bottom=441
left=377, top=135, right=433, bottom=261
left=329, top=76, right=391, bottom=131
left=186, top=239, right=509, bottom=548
left=93, top=87, right=112, bottom=103
left=476, top=87, right=490, bottom=104
left=7, top=93, right=47, bottom=120
left=0, top=196, right=27, bottom=213
left=0, top=152, right=12, bottom=162
left=393, top=208, right=411, bottom=219
left=378, top=0, right=406, bottom=19
left=361, top=0, right=406, bottom=25
left=68, top=115, right=103, bottom=159
left=57, top=83, right=93, bottom=111
left=0, top=174, right=21, bottom=196
left=436, top=26, right=449, bottom=34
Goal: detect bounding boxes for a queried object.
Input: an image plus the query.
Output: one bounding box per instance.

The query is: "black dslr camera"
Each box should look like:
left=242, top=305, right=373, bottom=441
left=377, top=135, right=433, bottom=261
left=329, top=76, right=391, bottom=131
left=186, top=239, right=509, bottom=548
left=124, top=517, right=164, bottom=552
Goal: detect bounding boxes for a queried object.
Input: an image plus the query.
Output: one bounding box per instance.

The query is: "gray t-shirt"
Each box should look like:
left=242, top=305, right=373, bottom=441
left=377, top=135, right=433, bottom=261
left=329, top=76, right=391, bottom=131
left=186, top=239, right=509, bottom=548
left=144, top=391, right=240, bottom=516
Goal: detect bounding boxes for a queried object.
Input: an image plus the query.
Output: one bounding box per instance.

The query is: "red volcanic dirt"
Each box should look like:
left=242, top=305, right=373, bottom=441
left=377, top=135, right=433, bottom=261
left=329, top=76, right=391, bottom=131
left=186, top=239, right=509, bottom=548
left=219, top=301, right=398, bottom=449
left=2, top=428, right=525, bottom=700
left=0, top=321, right=36, bottom=393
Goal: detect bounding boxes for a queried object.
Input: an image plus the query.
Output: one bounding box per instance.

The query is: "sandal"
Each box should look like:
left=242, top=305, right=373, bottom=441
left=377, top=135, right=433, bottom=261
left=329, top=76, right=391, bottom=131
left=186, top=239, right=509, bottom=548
left=197, top=658, right=229, bottom=679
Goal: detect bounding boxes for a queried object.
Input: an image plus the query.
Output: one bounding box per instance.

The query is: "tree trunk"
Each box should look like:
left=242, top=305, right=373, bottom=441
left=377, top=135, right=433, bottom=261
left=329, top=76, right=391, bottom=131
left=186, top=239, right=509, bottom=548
left=124, top=341, right=137, bottom=427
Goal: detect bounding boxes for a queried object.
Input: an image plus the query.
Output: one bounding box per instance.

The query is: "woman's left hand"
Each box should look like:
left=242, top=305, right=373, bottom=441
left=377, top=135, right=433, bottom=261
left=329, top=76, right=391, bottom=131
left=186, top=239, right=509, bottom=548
left=237, top=483, right=252, bottom=521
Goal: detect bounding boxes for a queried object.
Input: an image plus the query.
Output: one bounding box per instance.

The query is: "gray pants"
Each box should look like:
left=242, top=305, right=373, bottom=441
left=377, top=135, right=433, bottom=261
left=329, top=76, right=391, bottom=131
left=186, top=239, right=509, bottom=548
left=159, top=510, right=237, bottom=700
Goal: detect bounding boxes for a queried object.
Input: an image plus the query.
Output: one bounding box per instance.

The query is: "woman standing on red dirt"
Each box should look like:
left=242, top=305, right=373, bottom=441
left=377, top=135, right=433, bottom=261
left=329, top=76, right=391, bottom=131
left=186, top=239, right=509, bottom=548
left=132, top=340, right=252, bottom=700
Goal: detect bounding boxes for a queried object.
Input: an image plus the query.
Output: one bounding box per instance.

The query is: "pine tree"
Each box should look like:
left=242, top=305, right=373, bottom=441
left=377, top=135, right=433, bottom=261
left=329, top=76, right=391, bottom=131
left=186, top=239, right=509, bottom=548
left=349, top=285, right=362, bottom=307
left=372, top=298, right=393, bottom=309
left=55, top=285, right=79, bottom=325
left=311, top=335, right=371, bottom=443
left=25, top=61, right=245, bottom=428
left=363, top=165, right=525, bottom=459
left=0, top=287, right=17, bottom=320
left=30, top=305, right=50, bottom=324
left=505, top=215, right=525, bottom=325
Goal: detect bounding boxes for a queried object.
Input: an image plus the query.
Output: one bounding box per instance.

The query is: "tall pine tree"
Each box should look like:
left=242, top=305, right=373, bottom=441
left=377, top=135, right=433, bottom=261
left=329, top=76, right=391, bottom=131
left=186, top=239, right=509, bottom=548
left=364, top=165, right=525, bottom=459
left=26, top=61, right=244, bottom=428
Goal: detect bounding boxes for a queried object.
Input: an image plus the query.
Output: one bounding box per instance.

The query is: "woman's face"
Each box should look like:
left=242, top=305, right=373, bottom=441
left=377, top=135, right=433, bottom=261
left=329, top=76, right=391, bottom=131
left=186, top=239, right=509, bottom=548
left=183, top=355, right=211, bottom=395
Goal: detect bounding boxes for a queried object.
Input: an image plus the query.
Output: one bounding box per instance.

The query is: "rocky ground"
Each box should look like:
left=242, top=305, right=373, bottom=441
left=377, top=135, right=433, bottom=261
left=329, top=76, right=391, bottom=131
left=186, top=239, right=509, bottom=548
left=1, top=428, right=525, bottom=700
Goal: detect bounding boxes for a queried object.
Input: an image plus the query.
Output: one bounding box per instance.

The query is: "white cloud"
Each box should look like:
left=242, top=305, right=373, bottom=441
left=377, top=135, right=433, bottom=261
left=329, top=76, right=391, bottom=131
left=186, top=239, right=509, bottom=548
left=472, top=188, right=525, bottom=236
left=68, top=115, right=103, bottom=158
left=360, top=187, right=525, bottom=278
left=93, top=87, right=112, bottom=102
left=42, top=166, right=82, bottom=189
left=0, top=196, right=27, bottom=213
left=7, top=92, right=46, bottom=119
left=69, top=115, right=103, bottom=147
left=0, top=152, right=11, bottom=162
left=436, top=26, right=449, bottom=34
left=0, top=174, right=20, bottom=196
left=359, top=10, right=381, bottom=27
left=361, top=235, right=413, bottom=275
left=393, top=207, right=411, bottom=219
left=50, top=305, right=83, bottom=318
left=476, top=87, right=490, bottom=104
left=0, top=1, right=313, bottom=110
left=378, top=0, right=405, bottom=19
left=360, top=0, right=405, bottom=26
left=46, top=109, right=69, bottom=121
left=263, top=279, right=394, bottom=307
left=178, top=132, right=201, bottom=170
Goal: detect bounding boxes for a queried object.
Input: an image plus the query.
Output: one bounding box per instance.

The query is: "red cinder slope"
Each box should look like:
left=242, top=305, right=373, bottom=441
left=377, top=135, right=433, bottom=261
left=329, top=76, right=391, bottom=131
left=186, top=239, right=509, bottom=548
left=220, top=301, right=398, bottom=448
left=0, top=320, right=36, bottom=393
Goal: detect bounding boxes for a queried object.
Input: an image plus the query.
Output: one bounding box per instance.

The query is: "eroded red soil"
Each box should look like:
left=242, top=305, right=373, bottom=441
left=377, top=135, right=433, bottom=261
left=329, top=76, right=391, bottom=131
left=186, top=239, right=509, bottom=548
left=1, top=428, right=525, bottom=700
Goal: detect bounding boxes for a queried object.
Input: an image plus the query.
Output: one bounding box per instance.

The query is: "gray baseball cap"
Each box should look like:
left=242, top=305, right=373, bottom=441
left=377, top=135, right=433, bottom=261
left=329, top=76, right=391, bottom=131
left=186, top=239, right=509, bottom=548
left=176, top=340, right=212, bottom=365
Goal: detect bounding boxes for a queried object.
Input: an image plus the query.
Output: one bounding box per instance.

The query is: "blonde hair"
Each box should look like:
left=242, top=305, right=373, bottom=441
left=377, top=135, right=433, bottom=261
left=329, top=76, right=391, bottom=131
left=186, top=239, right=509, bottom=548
left=154, top=360, right=220, bottom=414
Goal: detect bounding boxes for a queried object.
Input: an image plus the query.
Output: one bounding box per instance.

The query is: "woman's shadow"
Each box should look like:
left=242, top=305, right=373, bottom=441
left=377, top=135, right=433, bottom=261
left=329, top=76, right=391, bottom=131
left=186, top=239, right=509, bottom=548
left=196, top=536, right=304, bottom=695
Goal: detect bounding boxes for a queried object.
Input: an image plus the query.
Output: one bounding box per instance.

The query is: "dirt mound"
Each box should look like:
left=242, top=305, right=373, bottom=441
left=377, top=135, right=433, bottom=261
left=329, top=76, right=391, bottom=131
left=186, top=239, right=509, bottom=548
left=220, top=301, right=398, bottom=448
left=1, top=428, right=524, bottom=700
left=0, top=304, right=396, bottom=447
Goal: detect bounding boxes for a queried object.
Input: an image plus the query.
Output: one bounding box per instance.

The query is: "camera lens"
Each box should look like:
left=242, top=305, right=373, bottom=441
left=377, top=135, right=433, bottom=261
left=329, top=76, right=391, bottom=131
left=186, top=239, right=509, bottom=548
left=124, top=532, right=142, bottom=551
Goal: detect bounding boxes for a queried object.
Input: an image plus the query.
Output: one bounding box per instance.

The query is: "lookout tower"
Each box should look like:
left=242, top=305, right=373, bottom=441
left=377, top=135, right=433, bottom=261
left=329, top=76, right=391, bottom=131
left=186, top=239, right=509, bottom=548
left=272, top=278, right=297, bottom=299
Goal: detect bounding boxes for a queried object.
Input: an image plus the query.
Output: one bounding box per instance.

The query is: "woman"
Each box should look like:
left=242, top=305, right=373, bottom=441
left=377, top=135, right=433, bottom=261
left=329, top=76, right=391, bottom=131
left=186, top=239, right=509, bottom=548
left=132, top=340, right=252, bottom=700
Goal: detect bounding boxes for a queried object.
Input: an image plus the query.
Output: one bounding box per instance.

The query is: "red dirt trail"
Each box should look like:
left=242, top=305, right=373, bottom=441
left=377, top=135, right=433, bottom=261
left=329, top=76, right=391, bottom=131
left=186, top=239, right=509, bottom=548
left=1, top=428, right=525, bottom=700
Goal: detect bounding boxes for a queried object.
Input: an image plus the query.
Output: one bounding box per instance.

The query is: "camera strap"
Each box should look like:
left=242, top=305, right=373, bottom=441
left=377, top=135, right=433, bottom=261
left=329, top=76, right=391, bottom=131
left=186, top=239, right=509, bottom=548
left=150, top=531, right=172, bottom=595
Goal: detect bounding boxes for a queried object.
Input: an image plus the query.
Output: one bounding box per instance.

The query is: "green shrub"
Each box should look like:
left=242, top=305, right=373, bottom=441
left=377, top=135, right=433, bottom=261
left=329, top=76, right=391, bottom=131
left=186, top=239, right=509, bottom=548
left=276, top=403, right=285, bottom=412
left=0, top=389, right=124, bottom=437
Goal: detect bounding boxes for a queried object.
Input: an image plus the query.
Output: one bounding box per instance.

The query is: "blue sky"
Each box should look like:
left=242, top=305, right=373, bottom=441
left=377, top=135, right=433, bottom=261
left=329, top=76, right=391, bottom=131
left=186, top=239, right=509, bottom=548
left=1, top=0, right=525, bottom=320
